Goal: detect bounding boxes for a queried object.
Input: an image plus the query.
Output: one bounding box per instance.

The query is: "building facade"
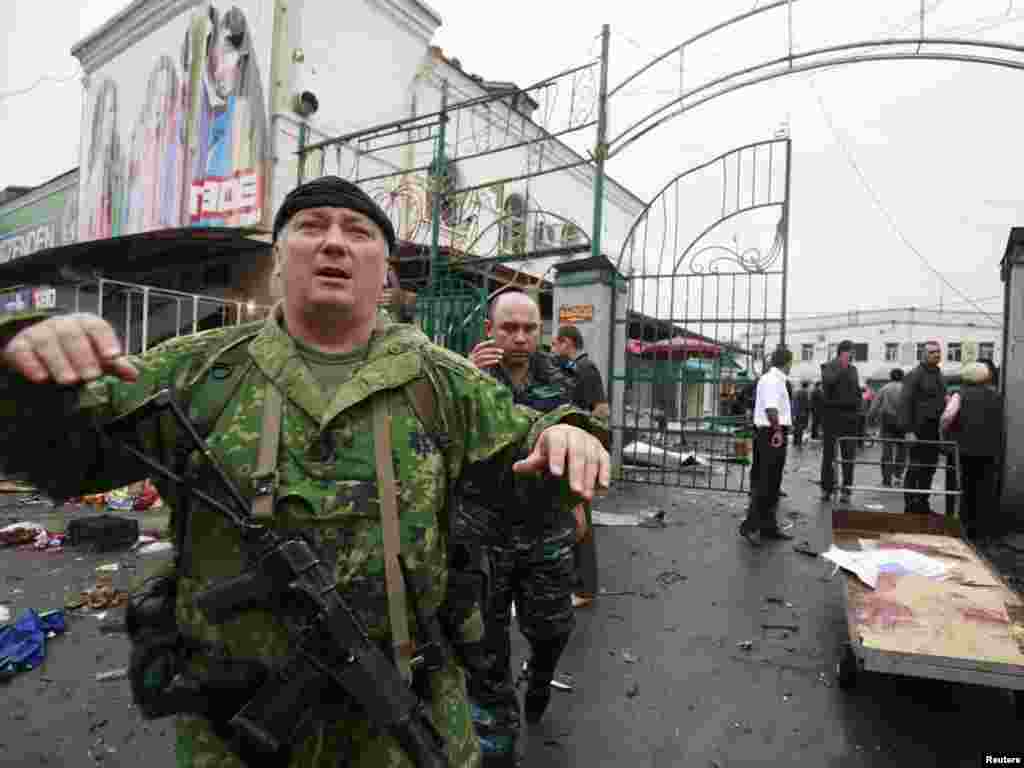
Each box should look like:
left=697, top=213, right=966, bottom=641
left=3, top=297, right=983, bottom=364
left=749, top=307, right=1002, bottom=386
left=0, top=0, right=642, bottom=355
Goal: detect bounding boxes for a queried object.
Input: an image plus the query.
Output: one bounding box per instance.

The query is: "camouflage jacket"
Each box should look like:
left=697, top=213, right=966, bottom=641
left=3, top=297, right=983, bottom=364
left=0, top=307, right=602, bottom=768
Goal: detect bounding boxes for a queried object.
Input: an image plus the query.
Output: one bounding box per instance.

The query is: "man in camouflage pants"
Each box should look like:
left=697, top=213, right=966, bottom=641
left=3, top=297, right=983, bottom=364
left=0, top=177, right=610, bottom=768
left=464, top=291, right=585, bottom=731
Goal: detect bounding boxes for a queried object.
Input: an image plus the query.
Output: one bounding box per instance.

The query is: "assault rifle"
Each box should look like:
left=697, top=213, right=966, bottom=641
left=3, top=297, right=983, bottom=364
left=104, top=389, right=448, bottom=768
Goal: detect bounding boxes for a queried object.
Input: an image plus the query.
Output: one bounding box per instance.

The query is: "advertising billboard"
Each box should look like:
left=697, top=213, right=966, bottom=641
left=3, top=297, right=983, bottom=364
left=0, top=182, right=78, bottom=265
left=78, top=1, right=273, bottom=243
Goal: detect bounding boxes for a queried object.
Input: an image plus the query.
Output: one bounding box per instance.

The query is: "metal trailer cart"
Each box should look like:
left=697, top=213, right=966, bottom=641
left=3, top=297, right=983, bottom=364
left=825, top=438, right=1024, bottom=717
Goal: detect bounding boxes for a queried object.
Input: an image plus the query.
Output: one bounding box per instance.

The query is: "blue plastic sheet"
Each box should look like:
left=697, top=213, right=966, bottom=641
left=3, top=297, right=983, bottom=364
left=0, top=608, right=66, bottom=680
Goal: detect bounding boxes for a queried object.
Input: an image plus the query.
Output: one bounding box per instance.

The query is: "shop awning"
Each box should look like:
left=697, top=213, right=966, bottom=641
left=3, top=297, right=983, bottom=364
left=0, top=226, right=269, bottom=288
left=626, top=336, right=722, bottom=359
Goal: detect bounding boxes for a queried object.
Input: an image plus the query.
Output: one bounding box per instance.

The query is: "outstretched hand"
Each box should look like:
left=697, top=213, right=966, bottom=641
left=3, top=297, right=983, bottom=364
left=2, top=313, right=138, bottom=386
left=513, top=424, right=610, bottom=501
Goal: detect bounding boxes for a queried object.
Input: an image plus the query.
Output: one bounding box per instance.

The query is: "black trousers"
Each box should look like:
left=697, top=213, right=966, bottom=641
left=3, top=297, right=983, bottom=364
left=793, top=418, right=808, bottom=447
left=959, top=455, right=999, bottom=539
left=810, top=412, right=821, bottom=439
left=744, top=428, right=787, bottom=531
left=820, top=415, right=858, bottom=492
left=880, top=422, right=907, bottom=484
left=905, top=423, right=940, bottom=512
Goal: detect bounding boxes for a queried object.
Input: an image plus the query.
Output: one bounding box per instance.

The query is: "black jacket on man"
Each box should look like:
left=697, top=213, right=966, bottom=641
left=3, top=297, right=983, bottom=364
left=820, top=360, right=861, bottom=421
left=955, top=383, right=1003, bottom=459
left=901, top=363, right=946, bottom=434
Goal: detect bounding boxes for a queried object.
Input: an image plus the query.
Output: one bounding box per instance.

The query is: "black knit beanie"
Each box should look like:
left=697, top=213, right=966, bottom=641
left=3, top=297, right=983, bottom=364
left=272, top=176, right=396, bottom=254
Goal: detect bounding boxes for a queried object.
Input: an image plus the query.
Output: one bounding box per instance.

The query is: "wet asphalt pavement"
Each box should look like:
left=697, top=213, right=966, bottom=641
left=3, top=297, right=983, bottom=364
left=2, top=440, right=1023, bottom=767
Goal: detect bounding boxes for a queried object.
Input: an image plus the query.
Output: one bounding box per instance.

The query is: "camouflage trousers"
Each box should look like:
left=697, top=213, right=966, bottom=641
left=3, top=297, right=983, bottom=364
left=478, top=522, right=576, bottom=695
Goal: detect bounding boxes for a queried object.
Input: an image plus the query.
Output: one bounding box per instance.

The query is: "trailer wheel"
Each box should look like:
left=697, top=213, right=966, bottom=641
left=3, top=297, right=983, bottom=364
left=837, top=644, right=858, bottom=690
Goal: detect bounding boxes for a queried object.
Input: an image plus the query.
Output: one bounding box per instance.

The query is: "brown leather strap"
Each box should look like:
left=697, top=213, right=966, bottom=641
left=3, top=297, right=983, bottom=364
left=251, top=382, right=283, bottom=520
left=372, top=394, right=413, bottom=683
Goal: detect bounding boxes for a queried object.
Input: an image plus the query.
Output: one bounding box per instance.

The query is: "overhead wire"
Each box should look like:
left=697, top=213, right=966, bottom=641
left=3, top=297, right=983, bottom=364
left=0, top=63, right=82, bottom=101
left=808, top=78, right=1000, bottom=324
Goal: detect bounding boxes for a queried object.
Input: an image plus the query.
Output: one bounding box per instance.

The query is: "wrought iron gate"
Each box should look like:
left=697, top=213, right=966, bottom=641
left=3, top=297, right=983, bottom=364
left=612, top=138, right=791, bottom=491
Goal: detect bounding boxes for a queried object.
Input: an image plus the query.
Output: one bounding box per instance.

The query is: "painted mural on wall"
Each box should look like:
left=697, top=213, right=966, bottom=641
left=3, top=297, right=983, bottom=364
left=79, top=2, right=268, bottom=242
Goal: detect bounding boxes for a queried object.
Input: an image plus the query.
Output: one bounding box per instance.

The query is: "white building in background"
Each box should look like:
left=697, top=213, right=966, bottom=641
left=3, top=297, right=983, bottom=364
left=747, top=307, right=1003, bottom=386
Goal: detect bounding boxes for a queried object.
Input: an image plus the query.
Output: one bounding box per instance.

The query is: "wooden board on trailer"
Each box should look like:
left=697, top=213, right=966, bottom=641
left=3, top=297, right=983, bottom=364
left=834, top=509, right=1024, bottom=676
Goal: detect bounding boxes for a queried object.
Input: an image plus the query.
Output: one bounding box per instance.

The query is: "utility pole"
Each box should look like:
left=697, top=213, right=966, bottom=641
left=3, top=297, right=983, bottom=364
left=590, top=24, right=611, bottom=263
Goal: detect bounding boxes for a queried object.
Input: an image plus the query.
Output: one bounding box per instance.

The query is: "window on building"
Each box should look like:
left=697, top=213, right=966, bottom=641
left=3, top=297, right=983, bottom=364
left=947, top=342, right=962, bottom=362
left=884, top=342, right=899, bottom=362
left=852, top=343, right=868, bottom=362
left=751, top=343, right=764, bottom=361
left=801, top=343, right=814, bottom=362
left=827, top=343, right=836, bottom=360
left=916, top=342, right=928, bottom=362
left=979, top=341, right=995, bottom=360
left=501, top=193, right=526, bottom=254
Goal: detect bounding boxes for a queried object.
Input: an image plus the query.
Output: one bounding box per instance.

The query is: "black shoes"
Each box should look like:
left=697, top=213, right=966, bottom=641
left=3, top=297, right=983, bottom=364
left=739, top=521, right=793, bottom=543
left=738, top=520, right=760, bottom=546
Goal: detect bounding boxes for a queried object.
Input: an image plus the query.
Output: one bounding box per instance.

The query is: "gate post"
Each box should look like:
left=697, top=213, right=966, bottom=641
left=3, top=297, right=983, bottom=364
left=552, top=255, right=628, bottom=464
left=1000, top=228, right=1024, bottom=532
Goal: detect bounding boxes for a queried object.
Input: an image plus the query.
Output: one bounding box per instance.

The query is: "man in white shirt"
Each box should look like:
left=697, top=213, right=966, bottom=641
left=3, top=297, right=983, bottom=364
left=740, top=346, right=795, bottom=545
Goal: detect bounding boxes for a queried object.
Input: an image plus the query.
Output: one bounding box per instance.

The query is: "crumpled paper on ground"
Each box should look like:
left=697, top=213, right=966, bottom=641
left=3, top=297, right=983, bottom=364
left=0, top=608, right=66, bottom=680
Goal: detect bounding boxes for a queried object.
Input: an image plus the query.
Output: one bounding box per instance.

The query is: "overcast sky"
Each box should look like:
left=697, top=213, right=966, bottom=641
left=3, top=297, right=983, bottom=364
left=2, top=0, right=1023, bottom=319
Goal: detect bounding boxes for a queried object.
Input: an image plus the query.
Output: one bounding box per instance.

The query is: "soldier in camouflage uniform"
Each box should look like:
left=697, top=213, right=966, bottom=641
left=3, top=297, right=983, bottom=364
left=0, top=177, right=610, bottom=768
left=463, top=291, right=584, bottom=731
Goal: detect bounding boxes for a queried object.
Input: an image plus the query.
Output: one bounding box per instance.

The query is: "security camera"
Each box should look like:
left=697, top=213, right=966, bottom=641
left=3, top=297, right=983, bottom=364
left=293, top=91, right=319, bottom=118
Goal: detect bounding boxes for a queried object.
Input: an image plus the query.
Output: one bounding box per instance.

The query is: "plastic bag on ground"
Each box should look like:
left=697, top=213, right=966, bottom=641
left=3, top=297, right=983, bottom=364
left=0, top=608, right=66, bottom=680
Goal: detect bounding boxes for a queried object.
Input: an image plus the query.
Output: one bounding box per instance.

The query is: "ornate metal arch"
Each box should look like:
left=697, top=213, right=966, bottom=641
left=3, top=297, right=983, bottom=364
left=606, top=0, right=1024, bottom=159
left=456, top=207, right=591, bottom=262
left=617, top=138, right=789, bottom=277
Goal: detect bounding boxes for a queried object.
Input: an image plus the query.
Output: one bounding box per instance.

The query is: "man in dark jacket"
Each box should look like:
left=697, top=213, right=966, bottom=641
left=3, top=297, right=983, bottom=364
left=901, top=341, right=947, bottom=514
left=819, top=340, right=861, bottom=502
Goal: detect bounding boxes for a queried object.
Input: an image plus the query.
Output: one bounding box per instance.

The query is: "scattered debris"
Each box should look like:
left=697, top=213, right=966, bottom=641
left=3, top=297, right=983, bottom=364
left=95, top=668, right=128, bottom=682
left=762, top=624, right=800, bottom=632
left=621, top=649, right=639, bottom=664
left=764, top=596, right=785, bottom=604
left=551, top=672, right=574, bottom=691
left=0, top=609, right=66, bottom=680
left=656, top=569, right=687, bottom=587
left=136, top=541, right=173, bottom=556
left=736, top=640, right=755, bottom=651
left=69, top=576, right=129, bottom=611
left=0, top=522, right=63, bottom=551
left=592, top=509, right=666, bottom=528
left=95, top=563, right=120, bottom=573
left=625, top=680, right=640, bottom=698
